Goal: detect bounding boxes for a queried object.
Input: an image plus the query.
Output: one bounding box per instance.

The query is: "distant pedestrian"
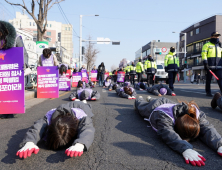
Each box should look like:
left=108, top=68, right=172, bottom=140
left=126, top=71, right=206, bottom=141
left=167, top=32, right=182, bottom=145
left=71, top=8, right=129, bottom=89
left=136, top=59, right=144, bottom=83
left=197, top=74, right=200, bottom=85
left=191, top=73, right=194, bottom=84
left=91, top=65, right=97, bottom=85
left=97, top=62, right=105, bottom=86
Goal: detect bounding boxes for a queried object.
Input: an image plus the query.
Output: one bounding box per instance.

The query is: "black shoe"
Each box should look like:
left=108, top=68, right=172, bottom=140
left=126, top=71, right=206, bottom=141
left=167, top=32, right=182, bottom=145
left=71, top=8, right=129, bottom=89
left=211, top=92, right=221, bottom=109
left=206, top=93, right=213, bottom=97
left=0, top=114, right=14, bottom=119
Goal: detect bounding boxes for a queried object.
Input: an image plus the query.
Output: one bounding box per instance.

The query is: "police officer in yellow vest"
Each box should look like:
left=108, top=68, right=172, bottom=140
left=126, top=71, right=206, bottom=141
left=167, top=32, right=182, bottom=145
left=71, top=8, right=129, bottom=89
left=144, top=55, right=157, bottom=87
left=129, top=62, right=136, bottom=85
left=202, top=31, right=222, bottom=96
left=124, top=64, right=130, bottom=82
left=136, top=58, right=144, bottom=83
left=164, top=47, right=179, bottom=92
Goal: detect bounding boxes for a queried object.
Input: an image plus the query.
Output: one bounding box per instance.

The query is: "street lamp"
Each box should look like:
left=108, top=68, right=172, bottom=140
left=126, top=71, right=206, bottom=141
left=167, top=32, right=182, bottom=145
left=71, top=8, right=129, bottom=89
left=79, top=15, right=99, bottom=69
left=172, top=31, right=187, bottom=83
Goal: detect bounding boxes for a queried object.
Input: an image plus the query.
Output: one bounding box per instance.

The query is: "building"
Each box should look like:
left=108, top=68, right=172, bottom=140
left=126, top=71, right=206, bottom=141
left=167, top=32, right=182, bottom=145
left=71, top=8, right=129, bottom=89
left=135, top=40, right=177, bottom=65
left=178, top=15, right=222, bottom=81
left=9, top=12, right=73, bottom=57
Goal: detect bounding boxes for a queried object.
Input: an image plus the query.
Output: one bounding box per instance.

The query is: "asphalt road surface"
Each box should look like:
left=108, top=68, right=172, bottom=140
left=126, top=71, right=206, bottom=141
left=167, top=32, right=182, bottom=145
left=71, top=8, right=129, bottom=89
left=1, top=83, right=222, bottom=170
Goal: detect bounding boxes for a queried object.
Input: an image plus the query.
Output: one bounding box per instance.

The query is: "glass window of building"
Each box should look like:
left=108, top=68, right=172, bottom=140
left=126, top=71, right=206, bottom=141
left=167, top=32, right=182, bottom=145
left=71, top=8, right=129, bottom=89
left=181, top=35, right=185, bottom=41
left=65, top=27, right=67, bottom=31
left=68, top=27, right=70, bottom=31
left=33, top=22, right=35, bottom=26
left=190, top=31, right=193, bottom=36
left=47, top=32, right=51, bottom=36
left=30, top=22, right=32, bottom=26
left=50, top=24, right=52, bottom=27
left=196, top=28, right=199, bottom=34
left=47, top=24, right=48, bottom=27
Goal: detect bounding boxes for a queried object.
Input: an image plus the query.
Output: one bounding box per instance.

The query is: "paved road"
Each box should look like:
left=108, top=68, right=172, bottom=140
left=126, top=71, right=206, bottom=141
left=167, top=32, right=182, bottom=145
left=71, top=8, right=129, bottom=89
left=0, top=83, right=222, bottom=170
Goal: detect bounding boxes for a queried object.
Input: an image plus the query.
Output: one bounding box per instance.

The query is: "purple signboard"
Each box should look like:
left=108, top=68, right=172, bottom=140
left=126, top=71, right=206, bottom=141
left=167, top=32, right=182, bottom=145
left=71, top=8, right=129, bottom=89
left=0, top=47, right=25, bottom=114
left=81, top=70, right=88, bottom=83
left=91, top=70, right=98, bottom=82
left=72, top=72, right=82, bottom=87
left=59, top=72, right=71, bottom=91
left=37, top=66, right=59, bottom=98
left=117, top=71, right=125, bottom=83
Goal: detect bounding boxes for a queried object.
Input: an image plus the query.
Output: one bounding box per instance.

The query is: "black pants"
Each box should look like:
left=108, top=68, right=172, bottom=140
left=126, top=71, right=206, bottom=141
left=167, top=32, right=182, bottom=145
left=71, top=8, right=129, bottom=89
left=125, top=75, right=129, bottom=82
left=137, top=73, right=142, bottom=83
left=168, top=71, right=177, bottom=91
left=113, top=75, right=117, bottom=83
left=147, top=74, right=155, bottom=87
left=130, top=74, right=135, bottom=85
left=206, top=69, right=222, bottom=94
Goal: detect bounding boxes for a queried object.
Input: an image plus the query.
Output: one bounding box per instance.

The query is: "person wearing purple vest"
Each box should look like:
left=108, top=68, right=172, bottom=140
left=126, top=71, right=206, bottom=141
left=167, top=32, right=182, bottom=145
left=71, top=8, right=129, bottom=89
left=147, top=83, right=176, bottom=96
left=16, top=101, right=95, bottom=159
left=134, top=96, right=222, bottom=167
left=116, top=86, right=137, bottom=99
left=103, top=77, right=112, bottom=87
left=108, top=83, right=120, bottom=91
left=38, top=48, right=59, bottom=67
left=69, top=87, right=100, bottom=102
left=134, top=82, right=148, bottom=91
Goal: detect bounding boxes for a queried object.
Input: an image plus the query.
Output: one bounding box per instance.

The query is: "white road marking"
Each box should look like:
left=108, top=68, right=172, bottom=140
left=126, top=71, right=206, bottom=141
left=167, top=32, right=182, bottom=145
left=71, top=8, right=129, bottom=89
left=180, top=90, right=206, bottom=94
left=102, top=89, right=107, bottom=93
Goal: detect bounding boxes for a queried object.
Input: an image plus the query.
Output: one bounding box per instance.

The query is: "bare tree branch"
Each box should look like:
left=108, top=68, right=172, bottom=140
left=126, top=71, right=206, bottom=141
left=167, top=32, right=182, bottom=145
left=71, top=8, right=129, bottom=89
left=48, top=0, right=64, bottom=11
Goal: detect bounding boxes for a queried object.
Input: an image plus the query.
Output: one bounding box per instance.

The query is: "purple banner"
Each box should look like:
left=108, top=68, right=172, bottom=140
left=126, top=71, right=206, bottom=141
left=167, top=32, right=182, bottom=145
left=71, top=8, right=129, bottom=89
left=59, top=72, right=71, bottom=91
left=37, top=66, right=59, bottom=98
left=91, top=70, right=98, bottom=82
left=81, top=70, right=88, bottom=83
left=72, top=72, right=82, bottom=87
left=117, top=71, right=125, bottom=82
left=0, top=47, right=25, bottom=114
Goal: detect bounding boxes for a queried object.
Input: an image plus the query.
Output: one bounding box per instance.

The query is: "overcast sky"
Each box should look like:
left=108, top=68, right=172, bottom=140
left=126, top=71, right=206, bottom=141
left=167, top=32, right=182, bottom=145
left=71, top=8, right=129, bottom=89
left=2, top=0, right=222, bottom=71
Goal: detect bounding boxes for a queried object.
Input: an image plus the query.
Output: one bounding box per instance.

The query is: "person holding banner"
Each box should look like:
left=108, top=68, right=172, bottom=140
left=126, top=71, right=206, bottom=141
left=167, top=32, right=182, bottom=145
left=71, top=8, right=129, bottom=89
left=134, top=96, right=222, bottom=167
left=116, top=86, right=137, bottom=99
left=117, top=68, right=125, bottom=85
left=97, top=62, right=105, bottom=87
left=16, top=101, right=95, bottom=159
left=38, top=48, right=59, bottom=67
left=134, top=82, right=148, bottom=91
left=91, top=65, right=97, bottom=85
left=202, top=32, right=222, bottom=97
left=69, top=88, right=100, bottom=102
left=147, top=84, right=176, bottom=96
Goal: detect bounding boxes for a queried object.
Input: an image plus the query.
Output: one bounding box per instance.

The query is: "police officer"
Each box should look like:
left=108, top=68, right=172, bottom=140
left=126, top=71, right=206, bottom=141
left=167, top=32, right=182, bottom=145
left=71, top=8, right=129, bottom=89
left=129, top=62, right=136, bottom=85
left=164, top=47, right=179, bottom=92
left=124, top=64, right=130, bottom=82
left=202, top=31, right=222, bottom=96
left=136, top=58, right=144, bottom=83
left=144, top=55, right=157, bottom=87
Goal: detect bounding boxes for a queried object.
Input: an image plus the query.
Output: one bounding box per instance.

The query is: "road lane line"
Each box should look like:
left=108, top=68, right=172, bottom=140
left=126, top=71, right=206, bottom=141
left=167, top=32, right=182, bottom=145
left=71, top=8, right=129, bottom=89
left=50, top=91, right=70, bottom=100
left=180, top=90, right=206, bottom=94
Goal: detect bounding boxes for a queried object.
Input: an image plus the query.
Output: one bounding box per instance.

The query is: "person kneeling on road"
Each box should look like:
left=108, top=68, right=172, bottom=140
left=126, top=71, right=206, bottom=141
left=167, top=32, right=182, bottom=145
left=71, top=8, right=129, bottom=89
left=103, top=76, right=112, bottom=88
left=69, top=87, right=100, bottom=102
left=16, top=101, right=95, bottom=159
left=134, top=96, right=222, bottom=167
left=147, top=84, right=176, bottom=96
left=134, top=82, right=148, bottom=91
left=116, top=86, right=137, bottom=99
left=77, top=80, right=90, bottom=90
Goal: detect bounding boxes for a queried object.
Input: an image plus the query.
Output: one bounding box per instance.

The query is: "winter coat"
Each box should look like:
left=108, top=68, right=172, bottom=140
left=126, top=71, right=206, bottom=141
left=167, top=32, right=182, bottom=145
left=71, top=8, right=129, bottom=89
left=191, top=75, right=194, bottom=82
left=135, top=97, right=222, bottom=154
left=108, top=83, right=120, bottom=91
left=69, top=88, right=100, bottom=101
left=19, top=101, right=95, bottom=151
left=116, top=87, right=137, bottom=98
left=147, top=84, right=172, bottom=96
left=135, top=82, right=148, bottom=90
left=97, top=64, right=105, bottom=81
left=0, top=20, right=29, bottom=67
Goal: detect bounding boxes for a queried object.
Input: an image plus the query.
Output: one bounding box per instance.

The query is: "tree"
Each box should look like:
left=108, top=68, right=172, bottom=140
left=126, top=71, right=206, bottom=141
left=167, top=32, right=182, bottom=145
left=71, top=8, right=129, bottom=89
left=84, top=36, right=99, bottom=72
left=5, top=0, right=64, bottom=41
left=111, top=64, right=117, bottom=72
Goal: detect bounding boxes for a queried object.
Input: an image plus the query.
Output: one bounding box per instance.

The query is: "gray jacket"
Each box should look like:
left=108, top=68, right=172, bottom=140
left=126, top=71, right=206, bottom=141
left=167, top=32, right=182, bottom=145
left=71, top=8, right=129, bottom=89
left=116, top=87, right=137, bottom=98
left=147, top=84, right=172, bottom=96
left=20, top=101, right=95, bottom=151
left=15, top=36, right=29, bottom=67
left=69, top=88, right=100, bottom=101
left=135, top=97, right=222, bottom=154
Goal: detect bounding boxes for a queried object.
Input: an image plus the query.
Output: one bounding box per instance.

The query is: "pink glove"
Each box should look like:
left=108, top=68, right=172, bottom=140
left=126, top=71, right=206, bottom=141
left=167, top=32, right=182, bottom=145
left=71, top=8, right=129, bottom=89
left=16, top=142, right=39, bottom=159
left=65, top=143, right=84, bottom=157
left=182, top=149, right=206, bottom=167
left=217, top=146, right=222, bottom=156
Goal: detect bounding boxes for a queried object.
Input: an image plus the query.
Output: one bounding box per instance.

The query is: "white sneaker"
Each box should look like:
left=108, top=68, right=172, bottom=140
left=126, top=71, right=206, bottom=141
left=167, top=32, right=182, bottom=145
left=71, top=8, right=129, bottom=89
left=140, top=88, right=143, bottom=91
left=82, top=100, right=87, bottom=103
left=138, top=96, right=143, bottom=99
left=146, top=96, right=151, bottom=102
left=131, top=96, right=136, bottom=99
left=75, top=99, right=80, bottom=101
left=128, top=96, right=132, bottom=99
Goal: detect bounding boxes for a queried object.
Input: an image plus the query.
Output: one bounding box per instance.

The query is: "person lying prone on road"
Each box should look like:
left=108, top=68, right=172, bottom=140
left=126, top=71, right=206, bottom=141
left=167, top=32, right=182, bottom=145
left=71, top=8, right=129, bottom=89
left=134, top=82, right=148, bottom=91
left=76, top=80, right=90, bottom=90
left=16, top=101, right=95, bottom=159
left=116, top=86, right=137, bottom=99
left=69, top=88, right=100, bottom=102
left=147, top=84, right=176, bottom=96
left=134, top=96, right=222, bottom=167
left=108, top=83, right=120, bottom=91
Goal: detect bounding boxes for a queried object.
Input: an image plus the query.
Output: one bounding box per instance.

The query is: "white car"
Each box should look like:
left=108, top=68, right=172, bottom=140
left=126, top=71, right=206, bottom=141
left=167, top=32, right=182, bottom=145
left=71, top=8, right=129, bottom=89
left=155, top=64, right=168, bottom=83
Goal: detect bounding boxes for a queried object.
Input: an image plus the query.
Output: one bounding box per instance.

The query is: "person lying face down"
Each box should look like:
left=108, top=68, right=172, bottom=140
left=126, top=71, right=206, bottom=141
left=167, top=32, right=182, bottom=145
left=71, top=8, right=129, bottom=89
left=134, top=82, right=148, bottom=91
left=77, top=80, right=89, bottom=89
left=16, top=101, right=95, bottom=159
left=147, top=84, right=176, bottom=96
left=108, top=83, right=120, bottom=91
left=134, top=96, right=222, bottom=167
left=116, top=85, right=137, bottom=99
left=69, top=87, right=100, bottom=102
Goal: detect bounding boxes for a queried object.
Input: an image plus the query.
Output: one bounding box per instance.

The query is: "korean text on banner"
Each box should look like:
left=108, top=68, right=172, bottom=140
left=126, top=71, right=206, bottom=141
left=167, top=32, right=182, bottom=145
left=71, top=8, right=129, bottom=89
left=104, top=72, right=109, bottom=80
left=117, top=71, right=125, bottom=83
left=91, top=70, right=98, bottom=81
left=59, top=71, right=71, bottom=91
left=72, top=72, right=82, bottom=87
left=37, top=66, right=59, bottom=98
left=0, top=47, right=25, bottom=114
left=81, top=70, right=88, bottom=83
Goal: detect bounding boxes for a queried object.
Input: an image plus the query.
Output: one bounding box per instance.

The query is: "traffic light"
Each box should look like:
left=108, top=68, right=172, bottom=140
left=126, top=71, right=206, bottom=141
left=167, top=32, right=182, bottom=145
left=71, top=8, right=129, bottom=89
left=155, top=52, right=162, bottom=55
left=82, top=46, right=85, bottom=55
left=112, top=41, right=120, bottom=45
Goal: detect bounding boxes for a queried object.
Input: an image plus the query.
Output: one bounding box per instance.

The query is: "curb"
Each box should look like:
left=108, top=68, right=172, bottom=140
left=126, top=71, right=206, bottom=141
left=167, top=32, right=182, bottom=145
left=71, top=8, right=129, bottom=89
left=25, top=90, right=37, bottom=100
